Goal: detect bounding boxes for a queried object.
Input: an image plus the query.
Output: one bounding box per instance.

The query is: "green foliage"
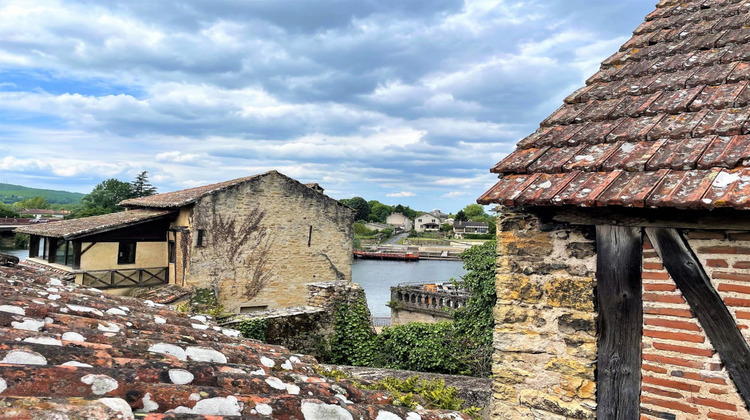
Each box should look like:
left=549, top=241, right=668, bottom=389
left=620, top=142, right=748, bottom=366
left=353, top=222, right=376, bottom=237
left=453, top=240, right=497, bottom=376
left=455, top=210, right=467, bottom=222
left=464, top=233, right=494, bottom=240
left=178, top=288, right=228, bottom=319
left=462, top=204, right=487, bottom=220
left=13, top=234, right=29, bottom=248
left=12, top=196, right=50, bottom=210
left=440, top=223, right=453, bottom=232
left=340, top=196, right=370, bottom=221
left=131, top=171, right=158, bottom=198
left=80, top=178, right=134, bottom=214
left=235, top=319, right=268, bottom=341
left=0, top=183, right=84, bottom=205
left=0, top=204, right=18, bottom=218
left=330, top=299, right=379, bottom=366
left=368, top=202, right=394, bottom=223
left=376, top=322, right=467, bottom=374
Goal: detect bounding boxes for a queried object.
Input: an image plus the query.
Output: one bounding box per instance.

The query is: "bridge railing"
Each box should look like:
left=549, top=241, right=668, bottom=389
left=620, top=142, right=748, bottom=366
left=390, top=284, right=469, bottom=317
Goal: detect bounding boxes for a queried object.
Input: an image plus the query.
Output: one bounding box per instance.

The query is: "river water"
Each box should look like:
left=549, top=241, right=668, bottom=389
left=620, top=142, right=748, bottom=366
left=0, top=247, right=464, bottom=318
left=352, top=259, right=466, bottom=317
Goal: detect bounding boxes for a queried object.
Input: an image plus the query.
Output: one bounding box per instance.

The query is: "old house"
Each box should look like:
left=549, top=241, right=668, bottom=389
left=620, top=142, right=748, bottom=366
left=414, top=213, right=440, bottom=233
left=17, top=171, right=354, bottom=313
left=452, top=221, right=489, bottom=239
left=386, top=212, right=413, bottom=231
left=479, top=1, right=750, bottom=419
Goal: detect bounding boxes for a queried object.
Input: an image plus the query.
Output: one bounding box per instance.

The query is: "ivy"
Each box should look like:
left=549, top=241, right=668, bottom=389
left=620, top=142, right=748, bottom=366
left=330, top=299, right=379, bottom=366
left=235, top=319, right=268, bottom=341
left=376, top=322, right=468, bottom=374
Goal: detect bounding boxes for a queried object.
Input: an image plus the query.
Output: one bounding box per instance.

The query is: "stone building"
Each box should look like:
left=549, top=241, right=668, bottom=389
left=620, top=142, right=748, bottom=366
left=479, top=1, right=750, bottom=419
left=17, top=171, right=354, bottom=313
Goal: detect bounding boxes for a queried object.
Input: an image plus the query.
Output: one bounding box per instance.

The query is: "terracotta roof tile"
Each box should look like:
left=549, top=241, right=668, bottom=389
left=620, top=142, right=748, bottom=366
left=14, top=209, right=174, bottom=239
left=0, top=265, right=467, bottom=419
left=480, top=1, right=750, bottom=210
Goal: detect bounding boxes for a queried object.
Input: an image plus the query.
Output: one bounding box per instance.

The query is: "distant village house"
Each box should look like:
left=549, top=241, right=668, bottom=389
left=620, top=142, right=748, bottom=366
left=452, top=221, right=489, bottom=239
left=16, top=171, right=354, bottom=313
left=18, top=209, right=69, bottom=219
left=385, top=212, right=413, bottom=231
left=414, top=213, right=440, bottom=233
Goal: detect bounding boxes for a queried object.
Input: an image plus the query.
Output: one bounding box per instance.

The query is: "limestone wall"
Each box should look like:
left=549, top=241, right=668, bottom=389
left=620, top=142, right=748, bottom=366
left=184, top=173, right=354, bottom=312
left=492, top=212, right=597, bottom=419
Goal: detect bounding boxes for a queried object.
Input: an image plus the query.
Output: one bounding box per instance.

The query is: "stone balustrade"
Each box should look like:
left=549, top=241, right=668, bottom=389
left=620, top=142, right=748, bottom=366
left=390, top=283, right=469, bottom=319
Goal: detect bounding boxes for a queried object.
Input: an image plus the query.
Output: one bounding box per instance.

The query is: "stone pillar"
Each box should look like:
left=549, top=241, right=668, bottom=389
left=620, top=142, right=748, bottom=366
left=492, top=211, right=597, bottom=419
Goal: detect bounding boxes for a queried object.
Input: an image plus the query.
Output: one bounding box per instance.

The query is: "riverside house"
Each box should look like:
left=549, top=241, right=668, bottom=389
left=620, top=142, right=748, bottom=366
left=479, top=1, right=750, bottom=418
left=16, top=171, right=354, bottom=313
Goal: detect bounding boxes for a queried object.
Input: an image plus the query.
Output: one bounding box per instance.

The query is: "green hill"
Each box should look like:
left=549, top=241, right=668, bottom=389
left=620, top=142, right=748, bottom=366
left=0, top=183, right=85, bottom=205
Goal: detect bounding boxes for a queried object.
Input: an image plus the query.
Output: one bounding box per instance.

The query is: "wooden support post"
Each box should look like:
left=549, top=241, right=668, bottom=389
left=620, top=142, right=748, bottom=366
left=646, top=228, right=750, bottom=410
left=596, top=225, right=643, bottom=420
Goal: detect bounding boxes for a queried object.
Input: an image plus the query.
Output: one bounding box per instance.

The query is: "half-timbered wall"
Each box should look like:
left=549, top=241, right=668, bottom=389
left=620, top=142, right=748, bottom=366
left=492, top=212, right=750, bottom=419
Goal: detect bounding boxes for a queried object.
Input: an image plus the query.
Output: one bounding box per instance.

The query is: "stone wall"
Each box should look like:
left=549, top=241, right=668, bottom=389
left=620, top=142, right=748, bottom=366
left=221, top=281, right=368, bottom=358
left=185, top=172, right=354, bottom=312
left=640, top=231, right=750, bottom=419
left=492, top=211, right=597, bottom=419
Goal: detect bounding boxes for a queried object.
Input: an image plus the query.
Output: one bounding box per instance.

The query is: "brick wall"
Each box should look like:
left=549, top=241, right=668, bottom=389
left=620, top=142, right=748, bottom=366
left=492, top=211, right=597, bottom=419
left=640, top=231, right=750, bottom=419
left=185, top=173, right=354, bottom=312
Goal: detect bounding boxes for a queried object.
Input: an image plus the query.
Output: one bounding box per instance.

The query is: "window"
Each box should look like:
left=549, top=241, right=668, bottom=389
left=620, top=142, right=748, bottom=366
left=307, top=225, right=312, bottom=247
left=196, top=229, right=205, bottom=247
left=418, top=219, right=422, bottom=222
left=118, top=242, right=136, bottom=264
left=240, top=305, right=268, bottom=313
left=168, top=240, right=176, bottom=264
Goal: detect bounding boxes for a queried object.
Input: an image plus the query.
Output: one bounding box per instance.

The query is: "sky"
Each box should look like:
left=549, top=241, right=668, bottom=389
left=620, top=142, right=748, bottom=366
left=0, top=0, right=657, bottom=213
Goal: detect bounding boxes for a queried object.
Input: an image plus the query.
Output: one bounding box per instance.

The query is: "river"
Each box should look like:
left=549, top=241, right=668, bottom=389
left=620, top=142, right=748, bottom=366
left=352, top=259, right=466, bottom=317
left=0, top=246, right=465, bottom=318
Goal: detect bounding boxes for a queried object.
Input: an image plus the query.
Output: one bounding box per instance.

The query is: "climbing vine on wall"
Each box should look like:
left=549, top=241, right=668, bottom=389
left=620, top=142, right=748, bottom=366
left=330, top=299, right=379, bottom=366
left=235, top=319, right=268, bottom=341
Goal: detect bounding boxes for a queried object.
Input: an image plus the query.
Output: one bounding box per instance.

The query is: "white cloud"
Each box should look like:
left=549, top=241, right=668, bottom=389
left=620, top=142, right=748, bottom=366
left=386, top=191, right=415, bottom=198
left=442, top=191, right=470, bottom=198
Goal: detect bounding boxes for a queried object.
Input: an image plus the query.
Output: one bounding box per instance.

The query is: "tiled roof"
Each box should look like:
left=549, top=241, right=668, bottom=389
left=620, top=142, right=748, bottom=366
left=120, top=172, right=275, bottom=209
left=14, top=209, right=174, bottom=239
left=0, top=265, right=468, bottom=419
left=479, top=0, right=750, bottom=210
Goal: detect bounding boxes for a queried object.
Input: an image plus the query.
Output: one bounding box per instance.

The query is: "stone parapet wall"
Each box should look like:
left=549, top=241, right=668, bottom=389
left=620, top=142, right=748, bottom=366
left=492, top=211, right=597, bottom=419
left=640, top=231, right=750, bottom=419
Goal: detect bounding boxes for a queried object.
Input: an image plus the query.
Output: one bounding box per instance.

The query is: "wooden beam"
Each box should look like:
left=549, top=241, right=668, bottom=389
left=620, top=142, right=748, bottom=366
left=646, top=228, right=750, bottom=410
left=596, top=225, right=643, bottom=420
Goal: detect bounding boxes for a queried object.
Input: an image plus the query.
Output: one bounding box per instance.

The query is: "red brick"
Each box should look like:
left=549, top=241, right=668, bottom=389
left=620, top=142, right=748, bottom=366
left=643, top=241, right=653, bottom=249
left=652, top=342, right=714, bottom=357
left=642, top=353, right=704, bottom=369
left=718, top=283, right=750, bottom=295
left=641, top=385, right=683, bottom=399
left=736, top=311, right=750, bottom=320
left=732, top=261, right=750, bottom=269
left=644, top=318, right=701, bottom=332
left=688, top=397, right=736, bottom=411
left=642, top=375, right=701, bottom=392
left=724, top=297, right=750, bottom=307
left=709, top=363, right=723, bottom=371
left=643, top=262, right=663, bottom=270
left=644, top=283, right=676, bottom=292
left=699, top=246, right=750, bottom=255
left=643, top=251, right=659, bottom=259
left=644, top=329, right=705, bottom=343
left=707, top=259, right=729, bottom=268
left=713, top=271, right=750, bottom=283
left=708, top=411, right=745, bottom=420
left=710, top=388, right=728, bottom=395
left=643, top=271, right=671, bottom=280
left=643, top=364, right=668, bottom=374
left=643, top=294, right=686, bottom=304
left=727, top=232, right=750, bottom=241
left=643, top=307, right=694, bottom=318
left=687, top=231, right=726, bottom=240
left=641, top=395, right=700, bottom=415
left=672, top=370, right=727, bottom=385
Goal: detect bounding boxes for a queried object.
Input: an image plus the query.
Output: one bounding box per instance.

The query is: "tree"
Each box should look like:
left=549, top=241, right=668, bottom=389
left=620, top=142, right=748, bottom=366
left=12, top=196, right=50, bottom=210
left=340, top=197, right=369, bottom=221
left=0, top=204, right=18, bottom=218
left=455, top=210, right=467, bottom=222
left=369, top=202, right=394, bottom=223
left=462, top=204, right=487, bottom=220
left=131, top=171, right=157, bottom=198
left=79, top=179, right=134, bottom=214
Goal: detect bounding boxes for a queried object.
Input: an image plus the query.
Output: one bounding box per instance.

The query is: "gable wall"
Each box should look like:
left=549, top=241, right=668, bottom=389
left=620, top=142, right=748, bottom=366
left=184, top=172, right=354, bottom=312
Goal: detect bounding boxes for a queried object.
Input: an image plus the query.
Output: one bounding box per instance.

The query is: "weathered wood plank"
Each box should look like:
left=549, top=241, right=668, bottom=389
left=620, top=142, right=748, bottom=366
left=596, top=225, right=643, bottom=420
left=646, top=228, right=750, bottom=411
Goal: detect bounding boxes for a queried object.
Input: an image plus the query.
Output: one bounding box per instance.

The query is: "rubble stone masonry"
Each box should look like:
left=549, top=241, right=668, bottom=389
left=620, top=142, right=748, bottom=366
left=492, top=211, right=597, bottom=419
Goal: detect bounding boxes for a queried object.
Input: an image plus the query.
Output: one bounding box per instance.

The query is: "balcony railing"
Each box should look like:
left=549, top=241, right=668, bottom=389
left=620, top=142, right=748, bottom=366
left=82, top=267, right=168, bottom=289
left=390, top=283, right=469, bottom=317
